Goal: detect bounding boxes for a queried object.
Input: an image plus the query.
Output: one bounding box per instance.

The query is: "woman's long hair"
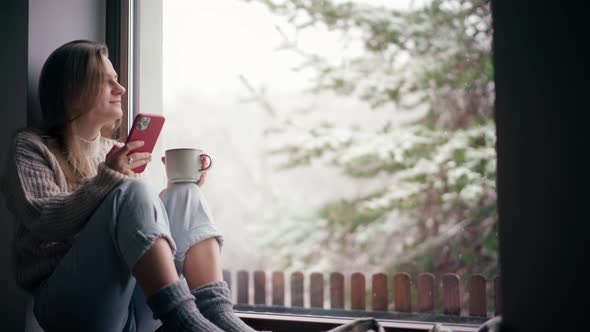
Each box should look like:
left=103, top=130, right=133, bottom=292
left=38, top=40, right=119, bottom=180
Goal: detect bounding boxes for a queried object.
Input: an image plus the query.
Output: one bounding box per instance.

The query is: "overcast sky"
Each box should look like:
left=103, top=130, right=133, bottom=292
left=163, top=0, right=426, bottom=104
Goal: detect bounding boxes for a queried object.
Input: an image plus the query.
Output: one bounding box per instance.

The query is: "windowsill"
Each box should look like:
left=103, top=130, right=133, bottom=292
left=234, top=305, right=486, bottom=332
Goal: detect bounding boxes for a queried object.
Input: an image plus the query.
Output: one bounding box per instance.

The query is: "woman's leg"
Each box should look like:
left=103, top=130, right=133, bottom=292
left=161, top=183, right=256, bottom=332
left=133, top=239, right=224, bottom=332
left=159, top=183, right=224, bottom=276
left=132, top=238, right=179, bottom=296
left=33, top=180, right=220, bottom=332
left=183, top=238, right=223, bottom=289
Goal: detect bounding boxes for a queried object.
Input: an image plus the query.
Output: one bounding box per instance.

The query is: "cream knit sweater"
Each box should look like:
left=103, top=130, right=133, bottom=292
left=1, top=129, right=130, bottom=292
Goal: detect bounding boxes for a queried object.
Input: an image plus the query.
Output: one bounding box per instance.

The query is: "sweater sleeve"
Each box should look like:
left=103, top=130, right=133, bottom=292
left=2, top=133, right=129, bottom=240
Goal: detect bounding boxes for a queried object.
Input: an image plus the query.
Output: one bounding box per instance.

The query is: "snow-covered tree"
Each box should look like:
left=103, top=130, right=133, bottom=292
left=245, top=0, right=497, bottom=278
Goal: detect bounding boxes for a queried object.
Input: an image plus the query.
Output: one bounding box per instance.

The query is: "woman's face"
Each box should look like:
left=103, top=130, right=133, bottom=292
left=84, top=55, right=126, bottom=127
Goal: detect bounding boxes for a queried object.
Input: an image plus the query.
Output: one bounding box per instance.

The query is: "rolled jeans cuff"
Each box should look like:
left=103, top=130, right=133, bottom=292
left=121, top=224, right=178, bottom=273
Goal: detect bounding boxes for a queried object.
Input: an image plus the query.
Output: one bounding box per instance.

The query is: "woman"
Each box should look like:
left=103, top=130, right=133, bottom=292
left=1, top=40, right=255, bottom=332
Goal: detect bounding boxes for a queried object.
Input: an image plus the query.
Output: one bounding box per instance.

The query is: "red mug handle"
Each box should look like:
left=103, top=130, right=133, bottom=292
left=199, top=153, right=212, bottom=172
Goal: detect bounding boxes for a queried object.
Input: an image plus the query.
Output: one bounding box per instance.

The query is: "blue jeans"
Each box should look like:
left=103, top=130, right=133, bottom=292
left=32, top=180, right=224, bottom=332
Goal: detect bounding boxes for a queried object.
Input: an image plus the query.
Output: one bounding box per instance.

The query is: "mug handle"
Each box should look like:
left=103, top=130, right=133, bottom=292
left=199, top=153, right=212, bottom=172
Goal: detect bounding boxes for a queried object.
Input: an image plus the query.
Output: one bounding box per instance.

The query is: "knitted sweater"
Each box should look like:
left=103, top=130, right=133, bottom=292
left=1, top=129, right=130, bottom=292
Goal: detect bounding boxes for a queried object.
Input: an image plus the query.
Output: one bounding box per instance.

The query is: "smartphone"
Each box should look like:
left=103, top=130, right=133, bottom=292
left=125, top=113, right=165, bottom=173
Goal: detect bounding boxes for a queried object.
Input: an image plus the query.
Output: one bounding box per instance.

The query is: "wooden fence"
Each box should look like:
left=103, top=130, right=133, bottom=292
left=223, top=270, right=501, bottom=318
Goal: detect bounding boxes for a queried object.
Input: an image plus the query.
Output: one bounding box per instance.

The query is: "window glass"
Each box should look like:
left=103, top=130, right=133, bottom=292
left=139, top=0, right=496, bottom=314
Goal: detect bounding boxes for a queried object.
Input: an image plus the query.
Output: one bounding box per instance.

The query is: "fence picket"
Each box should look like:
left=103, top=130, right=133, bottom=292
left=372, top=273, right=389, bottom=311
left=310, top=273, right=324, bottom=308
left=468, top=275, right=487, bottom=317
left=226, top=269, right=497, bottom=317
left=393, top=272, right=412, bottom=312
left=330, top=272, right=345, bottom=309
left=442, top=273, right=461, bottom=315
left=417, top=273, right=435, bottom=312
left=351, top=273, right=366, bottom=310
left=272, top=271, right=285, bottom=306
left=254, top=270, right=266, bottom=305
left=291, top=272, right=304, bottom=307
left=223, top=269, right=231, bottom=292
left=237, top=270, right=249, bottom=304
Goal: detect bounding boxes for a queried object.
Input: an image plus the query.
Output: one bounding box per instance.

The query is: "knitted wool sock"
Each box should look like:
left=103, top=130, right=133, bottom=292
left=192, top=281, right=257, bottom=332
left=147, top=278, right=223, bottom=332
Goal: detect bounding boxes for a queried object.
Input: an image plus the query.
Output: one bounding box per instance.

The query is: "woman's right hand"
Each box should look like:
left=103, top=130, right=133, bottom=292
left=105, top=140, right=152, bottom=176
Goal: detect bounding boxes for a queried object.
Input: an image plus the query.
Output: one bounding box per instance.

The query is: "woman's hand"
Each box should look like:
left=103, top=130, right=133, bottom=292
left=197, top=155, right=210, bottom=187
left=161, top=155, right=209, bottom=187
left=106, top=141, right=152, bottom=176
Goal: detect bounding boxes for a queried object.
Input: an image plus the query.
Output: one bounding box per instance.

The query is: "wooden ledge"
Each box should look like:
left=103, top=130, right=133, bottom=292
left=234, top=305, right=485, bottom=332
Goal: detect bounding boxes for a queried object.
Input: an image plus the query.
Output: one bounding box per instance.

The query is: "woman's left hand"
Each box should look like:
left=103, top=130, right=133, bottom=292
left=161, top=156, right=209, bottom=187
left=195, top=155, right=210, bottom=187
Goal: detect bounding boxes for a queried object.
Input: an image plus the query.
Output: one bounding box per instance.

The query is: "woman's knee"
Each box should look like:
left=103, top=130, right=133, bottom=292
left=106, top=181, right=176, bottom=271
left=161, top=182, right=202, bottom=200
left=160, top=183, right=210, bottom=216
left=112, top=179, right=160, bottom=207
left=105, top=179, right=170, bottom=234
left=118, top=178, right=155, bottom=196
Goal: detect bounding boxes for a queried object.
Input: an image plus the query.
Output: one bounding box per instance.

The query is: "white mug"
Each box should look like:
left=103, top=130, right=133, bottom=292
left=164, top=148, right=212, bottom=183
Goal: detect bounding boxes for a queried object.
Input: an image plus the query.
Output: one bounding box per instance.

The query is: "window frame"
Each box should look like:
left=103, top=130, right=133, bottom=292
left=106, top=0, right=129, bottom=140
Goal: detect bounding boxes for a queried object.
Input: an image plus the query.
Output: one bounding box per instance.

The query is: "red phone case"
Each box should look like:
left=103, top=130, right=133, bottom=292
left=126, top=113, right=165, bottom=173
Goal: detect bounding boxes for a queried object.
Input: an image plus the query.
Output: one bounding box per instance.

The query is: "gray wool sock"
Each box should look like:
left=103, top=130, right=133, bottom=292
left=192, top=281, right=257, bottom=332
left=147, top=278, right=223, bottom=332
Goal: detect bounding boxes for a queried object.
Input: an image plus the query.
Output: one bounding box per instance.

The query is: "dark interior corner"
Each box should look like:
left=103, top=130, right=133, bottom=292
left=493, top=1, right=589, bottom=331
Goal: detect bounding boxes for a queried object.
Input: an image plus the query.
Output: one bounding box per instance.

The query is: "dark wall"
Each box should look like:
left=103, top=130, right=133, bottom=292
left=493, top=2, right=589, bottom=331
left=28, top=0, right=106, bottom=128
left=0, top=1, right=105, bottom=330
left=0, top=1, right=29, bottom=330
